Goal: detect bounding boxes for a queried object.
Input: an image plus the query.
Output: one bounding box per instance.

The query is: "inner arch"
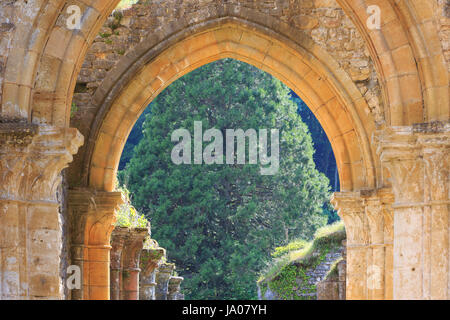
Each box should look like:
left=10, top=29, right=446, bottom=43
left=85, top=20, right=377, bottom=193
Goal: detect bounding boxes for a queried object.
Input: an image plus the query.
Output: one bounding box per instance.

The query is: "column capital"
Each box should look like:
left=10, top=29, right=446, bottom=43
left=375, top=126, right=422, bottom=203
left=122, top=228, right=149, bottom=270
left=331, top=192, right=368, bottom=246
left=168, top=276, right=184, bottom=300
left=331, top=191, right=364, bottom=214
left=360, top=188, right=393, bottom=246
left=0, top=123, right=83, bottom=202
left=68, top=188, right=124, bottom=213
left=68, top=188, right=124, bottom=246
left=375, top=125, right=420, bottom=162
left=157, top=263, right=175, bottom=275
left=110, top=227, right=130, bottom=269
left=140, top=247, right=166, bottom=278
left=375, top=122, right=449, bottom=204
left=375, top=121, right=450, bottom=157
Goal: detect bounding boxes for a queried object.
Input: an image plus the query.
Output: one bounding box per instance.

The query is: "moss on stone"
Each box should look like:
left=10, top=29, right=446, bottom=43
left=259, top=221, right=345, bottom=300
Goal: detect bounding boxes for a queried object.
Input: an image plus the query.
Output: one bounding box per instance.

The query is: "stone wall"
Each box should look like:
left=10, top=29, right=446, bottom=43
left=259, top=243, right=345, bottom=300
left=317, top=241, right=346, bottom=300
left=300, top=246, right=344, bottom=299
left=258, top=228, right=346, bottom=300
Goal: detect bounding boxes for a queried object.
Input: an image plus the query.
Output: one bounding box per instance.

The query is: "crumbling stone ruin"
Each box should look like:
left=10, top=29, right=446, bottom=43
left=0, top=0, right=448, bottom=300
left=109, top=225, right=184, bottom=300
left=258, top=225, right=346, bottom=300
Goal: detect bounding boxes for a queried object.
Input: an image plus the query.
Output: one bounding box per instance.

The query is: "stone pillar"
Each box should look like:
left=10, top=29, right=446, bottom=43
left=379, top=188, right=394, bottom=300
left=168, top=276, right=184, bottom=300
left=121, top=228, right=148, bottom=300
left=110, top=227, right=129, bottom=300
left=155, top=263, right=175, bottom=300
left=331, top=192, right=369, bottom=300
left=0, top=123, right=83, bottom=299
left=139, top=247, right=165, bottom=300
left=376, top=122, right=449, bottom=299
left=68, top=189, right=123, bottom=300
left=361, top=188, right=394, bottom=300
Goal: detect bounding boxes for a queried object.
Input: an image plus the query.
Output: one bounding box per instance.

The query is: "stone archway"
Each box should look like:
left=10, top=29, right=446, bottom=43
left=82, top=18, right=378, bottom=193
left=0, top=0, right=448, bottom=300
left=75, top=17, right=382, bottom=300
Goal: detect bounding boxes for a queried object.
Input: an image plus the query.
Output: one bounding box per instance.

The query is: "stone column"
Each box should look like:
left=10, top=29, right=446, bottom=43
left=110, top=227, right=129, bottom=300
left=379, top=188, right=394, bottom=300
left=376, top=122, right=449, bottom=299
left=168, top=276, right=184, bottom=300
left=68, top=189, right=123, bottom=300
left=331, top=192, right=369, bottom=300
left=363, top=192, right=384, bottom=300
left=361, top=188, right=394, bottom=300
left=0, top=123, right=83, bottom=299
left=155, top=263, right=175, bottom=300
left=139, top=247, right=165, bottom=300
left=121, top=228, right=148, bottom=300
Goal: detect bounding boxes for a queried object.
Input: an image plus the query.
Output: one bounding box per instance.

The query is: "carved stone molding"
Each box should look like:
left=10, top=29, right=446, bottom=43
left=0, top=123, right=83, bottom=202
left=331, top=192, right=368, bottom=246
left=375, top=122, right=449, bottom=205
left=0, top=123, right=83, bottom=299
left=360, top=188, right=394, bottom=246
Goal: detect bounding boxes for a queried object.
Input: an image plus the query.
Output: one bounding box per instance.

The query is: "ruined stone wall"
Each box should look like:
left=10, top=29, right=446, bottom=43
left=258, top=242, right=345, bottom=300
left=71, top=0, right=383, bottom=151
left=316, top=257, right=346, bottom=300
left=299, top=247, right=343, bottom=299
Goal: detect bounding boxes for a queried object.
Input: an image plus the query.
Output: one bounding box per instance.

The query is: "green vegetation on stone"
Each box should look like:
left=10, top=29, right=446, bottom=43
left=115, top=186, right=149, bottom=228
left=258, top=221, right=345, bottom=300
